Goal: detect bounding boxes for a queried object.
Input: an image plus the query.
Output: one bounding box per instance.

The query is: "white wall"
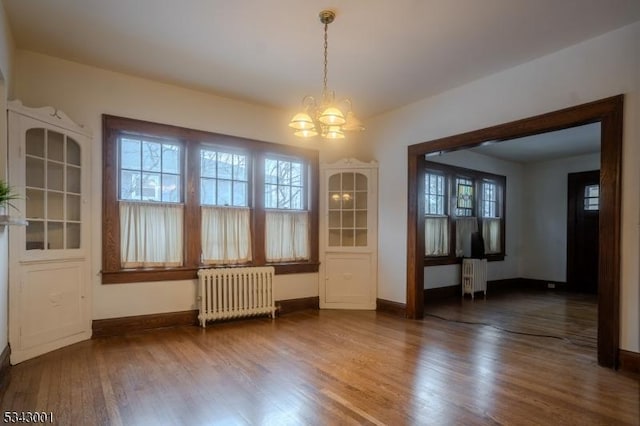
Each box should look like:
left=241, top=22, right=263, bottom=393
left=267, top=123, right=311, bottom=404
left=424, top=150, right=524, bottom=288
left=371, top=22, right=640, bottom=352
left=12, top=51, right=359, bottom=320
left=522, top=153, right=601, bottom=282
left=0, top=2, right=14, bottom=353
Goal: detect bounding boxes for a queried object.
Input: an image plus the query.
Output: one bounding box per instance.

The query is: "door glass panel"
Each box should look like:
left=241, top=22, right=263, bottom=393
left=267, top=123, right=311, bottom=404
left=67, top=166, right=81, bottom=193
left=26, top=129, right=45, bottom=157
left=66, top=223, right=81, bottom=249
left=67, top=138, right=81, bottom=166
left=24, top=128, right=83, bottom=251
left=26, top=157, right=45, bottom=188
left=355, top=230, right=368, bottom=246
left=47, top=162, right=64, bottom=191
left=26, top=189, right=45, bottom=219
left=67, top=195, right=81, bottom=221
left=328, top=172, right=368, bottom=247
left=47, top=192, right=64, bottom=220
left=47, top=222, right=64, bottom=249
left=47, top=131, right=64, bottom=162
left=26, top=221, right=45, bottom=250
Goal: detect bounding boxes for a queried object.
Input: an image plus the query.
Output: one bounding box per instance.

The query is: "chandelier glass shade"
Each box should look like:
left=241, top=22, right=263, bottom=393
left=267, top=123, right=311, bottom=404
left=289, top=10, right=364, bottom=140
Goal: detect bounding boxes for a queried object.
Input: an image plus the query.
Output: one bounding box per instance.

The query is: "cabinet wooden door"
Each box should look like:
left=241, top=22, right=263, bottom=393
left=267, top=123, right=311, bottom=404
left=8, top=101, right=92, bottom=364
left=320, top=159, right=377, bottom=309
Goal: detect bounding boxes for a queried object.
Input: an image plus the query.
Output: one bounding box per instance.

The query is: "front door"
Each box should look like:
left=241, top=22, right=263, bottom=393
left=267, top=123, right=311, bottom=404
left=567, top=170, right=599, bottom=294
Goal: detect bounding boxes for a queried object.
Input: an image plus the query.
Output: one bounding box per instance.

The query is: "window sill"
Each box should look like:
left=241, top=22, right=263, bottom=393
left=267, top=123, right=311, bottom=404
left=424, top=254, right=505, bottom=267
left=101, top=262, right=320, bottom=284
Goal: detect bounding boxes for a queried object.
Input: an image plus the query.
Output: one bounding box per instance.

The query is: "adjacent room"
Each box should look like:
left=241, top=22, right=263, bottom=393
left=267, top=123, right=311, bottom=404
left=0, top=1, right=638, bottom=424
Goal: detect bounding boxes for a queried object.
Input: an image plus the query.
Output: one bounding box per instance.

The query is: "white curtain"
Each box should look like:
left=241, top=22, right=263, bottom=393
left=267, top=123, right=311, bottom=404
left=201, top=206, right=252, bottom=265
left=425, top=216, right=449, bottom=256
left=265, top=210, right=309, bottom=262
left=455, top=217, right=478, bottom=257
left=482, top=217, right=501, bottom=254
left=120, top=201, right=183, bottom=268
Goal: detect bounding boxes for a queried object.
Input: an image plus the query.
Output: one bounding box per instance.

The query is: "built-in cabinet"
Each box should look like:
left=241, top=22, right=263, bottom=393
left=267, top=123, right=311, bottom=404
left=320, top=159, right=378, bottom=309
left=8, top=101, right=92, bottom=364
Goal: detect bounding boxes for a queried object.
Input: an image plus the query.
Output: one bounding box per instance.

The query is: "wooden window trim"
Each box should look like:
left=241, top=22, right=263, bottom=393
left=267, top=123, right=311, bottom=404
left=423, top=160, right=506, bottom=267
left=102, top=115, right=319, bottom=284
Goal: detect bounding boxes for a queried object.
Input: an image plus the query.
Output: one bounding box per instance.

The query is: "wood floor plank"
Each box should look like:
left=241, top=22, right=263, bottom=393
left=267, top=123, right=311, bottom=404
left=0, top=291, right=637, bottom=425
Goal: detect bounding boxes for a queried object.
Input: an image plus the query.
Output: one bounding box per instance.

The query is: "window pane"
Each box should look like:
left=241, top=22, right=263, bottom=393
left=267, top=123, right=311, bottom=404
left=201, top=150, right=216, bottom=178
left=162, top=144, right=180, bottom=174
left=265, top=158, right=278, bottom=184
left=291, top=187, right=302, bottom=210
left=291, top=162, right=302, bottom=186
left=201, top=178, right=216, bottom=205
left=279, top=161, right=291, bottom=185
left=120, top=170, right=141, bottom=200
left=278, top=185, right=291, bottom=209
left=142, top=141, right=162, bottom=172
left=217, top=152, right=233, bottom=179
left=161, top=174, right=180, bottom=202
left=141, top=173, right=161, bottom=201
left=217, top=180, right=232, bottom=206
left=121, top=138, right=141, bottom=170
left=265, top=183, right=277, bottom=209
left=233, top=182, right=247, bottom=206
left=233, top=154, right=247, bottom=180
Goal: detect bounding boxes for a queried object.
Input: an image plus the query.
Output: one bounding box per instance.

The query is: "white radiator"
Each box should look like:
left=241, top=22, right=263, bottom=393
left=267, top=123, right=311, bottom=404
left=197, top=266, right=276, bottom=328
left=462, top=258, right=487, bottom=299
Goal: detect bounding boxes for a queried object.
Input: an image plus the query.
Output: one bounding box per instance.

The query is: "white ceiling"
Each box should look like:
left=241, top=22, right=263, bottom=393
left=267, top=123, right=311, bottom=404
left=4, top=0, right=640, bottom=118
left=469, top=122, right=601, bottom=164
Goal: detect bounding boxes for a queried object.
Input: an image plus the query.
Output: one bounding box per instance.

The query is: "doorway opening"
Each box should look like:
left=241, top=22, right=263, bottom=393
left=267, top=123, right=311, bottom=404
left=406, top=95, right=623, bottom=368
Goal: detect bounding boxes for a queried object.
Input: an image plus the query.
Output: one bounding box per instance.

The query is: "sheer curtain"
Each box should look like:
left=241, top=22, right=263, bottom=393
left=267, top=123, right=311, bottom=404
left=482, top=217, right=501, bottom=254
left=201, top=206, right=252, bottom=265
left=425, top=216, right=449, bottom=256
left=265, top=210, right=309, bottom=262
left=455, top=217, right=478, bottom=257
left=120, top=201, right=183, bottom=268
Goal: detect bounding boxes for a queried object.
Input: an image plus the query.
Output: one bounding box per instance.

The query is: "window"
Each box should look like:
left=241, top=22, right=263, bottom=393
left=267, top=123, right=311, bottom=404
left=264, top=157, right=309, bottom=262
left=424, top=160, right=506, bottom=266
left=200, top=149, right=248, bottom=207
left=265, top=157, right=305, bottom=210
left=425, top=172, right=445, bottom=215
left=120, top=138, right=182, bottom=203
left=102, top=115, right=319, bottom=283
left=584, top=184, right=599, bottom=211
left=425, top=172, right=448, bottom=256
left=455, top=177, right=474, bottom=217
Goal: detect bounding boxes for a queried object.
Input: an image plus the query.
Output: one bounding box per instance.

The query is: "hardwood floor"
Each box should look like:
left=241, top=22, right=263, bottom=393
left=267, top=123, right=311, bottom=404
left=1, top=299, right=638, bottom=425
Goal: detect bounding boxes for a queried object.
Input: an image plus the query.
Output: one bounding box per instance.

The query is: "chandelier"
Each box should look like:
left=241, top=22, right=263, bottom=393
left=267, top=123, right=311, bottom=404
left=288, top=10, right=364, bottom=140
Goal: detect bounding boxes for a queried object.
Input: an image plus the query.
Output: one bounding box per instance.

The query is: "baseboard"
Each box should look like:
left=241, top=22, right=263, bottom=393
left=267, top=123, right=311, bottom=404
left=424, top=285, right=460, bottom=303
left=276, top=296, right=319, bottom=315
left=93, top=296, right=320, bottom=337
left=92, top=310, right=199, bottom=338
left=376, top=298, right=406, bottom=318
left=520, top=278, right=568, bottom=291
left=423, top=278, right=571, bottom=303
left=0, top=345, right=10, bottom=392
left=618, top=349, right=640, bottom=374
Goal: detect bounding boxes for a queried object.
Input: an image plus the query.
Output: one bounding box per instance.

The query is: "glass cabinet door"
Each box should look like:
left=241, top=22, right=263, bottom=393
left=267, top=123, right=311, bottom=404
left=328, top=172, right=368, bottom=247
left=25, top=128, right=82, bottom=251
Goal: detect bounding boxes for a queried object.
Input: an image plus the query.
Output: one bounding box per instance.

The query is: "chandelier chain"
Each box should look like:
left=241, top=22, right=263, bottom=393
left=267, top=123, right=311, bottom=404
left=323, top=21, right=328, bottom=97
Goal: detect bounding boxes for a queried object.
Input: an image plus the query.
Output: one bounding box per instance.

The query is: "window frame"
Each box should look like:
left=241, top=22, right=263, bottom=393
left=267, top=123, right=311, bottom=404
left=423, top=160, right=506, bottom=266
left=102, top=115, right=320, bottom=284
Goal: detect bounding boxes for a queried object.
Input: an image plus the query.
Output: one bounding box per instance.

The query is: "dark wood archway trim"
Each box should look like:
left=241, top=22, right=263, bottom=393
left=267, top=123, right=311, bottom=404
left=407, top=95, right=623, bottom=368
